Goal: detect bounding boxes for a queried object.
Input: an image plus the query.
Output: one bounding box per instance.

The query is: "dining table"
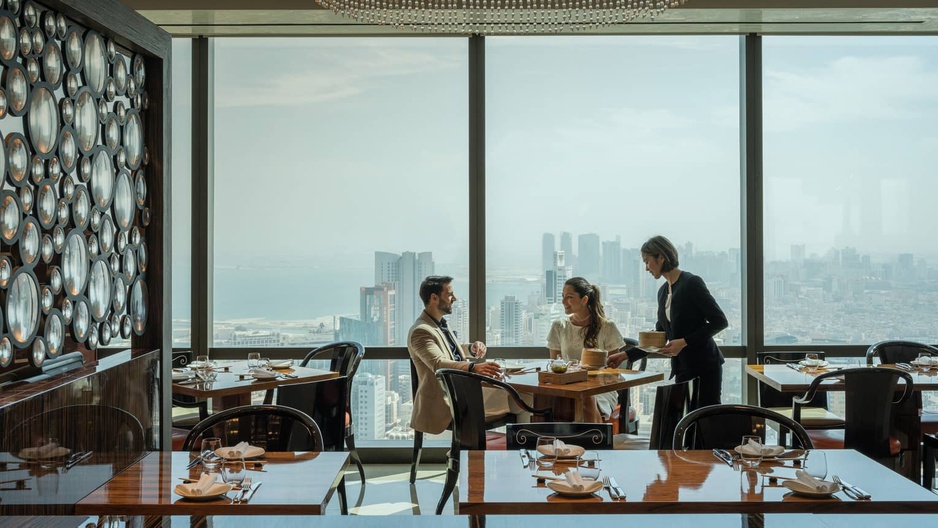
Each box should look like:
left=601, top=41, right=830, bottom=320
left=458, top=449, right=938, bottom=522
left=746, top=363, right=937, bottom=482
left=75, top=451, right=350, bottom=517
left=172, top=362, right=340, bottom=410
left=504, top=367, right=664, bottom=421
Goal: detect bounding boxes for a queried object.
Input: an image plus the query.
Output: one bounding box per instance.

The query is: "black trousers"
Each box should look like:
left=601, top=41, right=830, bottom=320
left=676, top=362, right=723, bottom=410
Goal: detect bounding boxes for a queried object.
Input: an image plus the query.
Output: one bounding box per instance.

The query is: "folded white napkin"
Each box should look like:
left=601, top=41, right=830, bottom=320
left=269, top=360, right=292, bottom=368
left=920, top=356, right=938, bottom=366
left=183, top=473, right=217, bottom=495
left=36, top=442, right=60, bottom=457
left=795, top=470, right=838, bottom=493
left=227, top=441, right=249, bottom=459
left=249, top=368, right=277, bottom=379
left=739, top=439, right=785, bottom=457
left=564, top=469, right=585, bottom=491
left=553, top=439, right=571, bottom=457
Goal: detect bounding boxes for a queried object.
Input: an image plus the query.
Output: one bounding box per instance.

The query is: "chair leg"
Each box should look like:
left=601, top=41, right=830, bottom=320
left=436, top=464, right=458, bottom=515
left=923, top=437, right=936, bottom=489
left=345, top=433, right=366, bottom=484
left=337, top=475, right=349, bottom=515
left=410, top=431, right=423, bottom=484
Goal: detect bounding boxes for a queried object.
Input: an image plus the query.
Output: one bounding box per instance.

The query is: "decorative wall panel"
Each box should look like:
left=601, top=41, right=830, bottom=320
left=0, top=0, right=151, bottom=370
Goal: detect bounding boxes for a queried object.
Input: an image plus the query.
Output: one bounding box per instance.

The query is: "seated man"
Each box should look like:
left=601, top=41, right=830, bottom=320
left=408, top=275, right=507, bottom=435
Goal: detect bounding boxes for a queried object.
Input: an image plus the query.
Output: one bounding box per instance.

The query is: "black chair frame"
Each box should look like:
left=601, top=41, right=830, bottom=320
left=866, top=340, right=938, bottom=365
left=672, top=404, right=815, bottom=451
left=506, top=422, right=613, bottom=450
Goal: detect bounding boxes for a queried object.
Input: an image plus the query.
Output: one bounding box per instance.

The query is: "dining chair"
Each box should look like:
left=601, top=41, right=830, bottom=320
left=672, top=404, right=814, bottom=451
left=171, top=350, right=209, bottom=428
left=434, top=368, right=553, bottom=515
left=182, top=404, right=349, bottom=515
left=793, top=367, right=913, bottom=470
left=506, top=422, right=613, bottom=450
left=614, top=377, right=696, bottom=450
left=757, top=352, right=845, bottom=436
left=867, top=340, right=938, bottom=434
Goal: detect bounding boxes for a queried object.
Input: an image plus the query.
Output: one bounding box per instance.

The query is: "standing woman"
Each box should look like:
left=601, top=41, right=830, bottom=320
left=608, top=236, right=728, bottom=408
left=547, top=277, right=625, bottom=422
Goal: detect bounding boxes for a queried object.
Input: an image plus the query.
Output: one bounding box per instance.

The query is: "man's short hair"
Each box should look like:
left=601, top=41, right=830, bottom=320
left=419, top=275, right=453, bottom=306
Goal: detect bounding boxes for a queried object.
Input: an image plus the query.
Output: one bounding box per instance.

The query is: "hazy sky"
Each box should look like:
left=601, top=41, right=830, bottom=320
left=173, top=35, right=938, bottom=275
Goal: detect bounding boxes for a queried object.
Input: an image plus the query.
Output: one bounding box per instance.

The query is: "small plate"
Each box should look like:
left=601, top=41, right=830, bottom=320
left=174, top=482, right=233, bottom=500
left=215, top=445, right=265, bottom=460
left=251, top=370, right=278, bottom=380
left=16, top=446, right=71, bottom=460
left=268, top=360, right=293, bottom=369
left=537, top=444, right=586, bottom=459
left=636, top=346, right=661, bottom=354
left=734, top=445, right=786, bottom=458
left=546, top=480, right=603, bottom=497
left=783, top=480, right=840, bottom=497
left=501, top=363, right=526, bottom=372
left=799, top=360, right=830, bottom=368
left=172, top=372, right=192, bottom=381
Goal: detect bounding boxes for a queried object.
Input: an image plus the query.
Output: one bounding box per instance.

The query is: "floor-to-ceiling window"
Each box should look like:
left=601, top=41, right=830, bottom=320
left=172, top=38, right=193, bottom=348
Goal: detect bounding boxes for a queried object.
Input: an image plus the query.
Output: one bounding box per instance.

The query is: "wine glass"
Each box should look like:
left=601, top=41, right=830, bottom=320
left=535, top=436, right=557, bottom=469
left=739, top=435, right=763, bottom=468
left=805, top=451, right=828, bottom=480
left=200, top=437, right=222, bottom=472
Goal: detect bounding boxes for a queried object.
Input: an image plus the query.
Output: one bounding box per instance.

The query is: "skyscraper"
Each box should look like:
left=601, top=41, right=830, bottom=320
left=560, top=232, right=576, bottom=270
left=546, top=251, right=572, bottom=303
left=577, top=233, right=601, bottom=280
left=360, top=284, right=396, bottom=345
left=352, top=373, right=387, bottom=441
left=602, top=238, right=622, bottom=284
left=500, top=295, right=523, bottom=345
left=373, top=251, right=434, bottom=345
left=542, top=233, right=555, bottom=274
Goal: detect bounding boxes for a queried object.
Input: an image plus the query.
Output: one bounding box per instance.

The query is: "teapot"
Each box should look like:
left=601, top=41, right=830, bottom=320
left=549, top=358, right=569, bottom=374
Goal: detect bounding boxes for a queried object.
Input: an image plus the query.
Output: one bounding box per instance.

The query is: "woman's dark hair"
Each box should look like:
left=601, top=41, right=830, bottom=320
left=419, top=275, right=453, bottom=305
left=564, top=277, right=606, bottom=348
left=641, top=235, right=680, bottom=273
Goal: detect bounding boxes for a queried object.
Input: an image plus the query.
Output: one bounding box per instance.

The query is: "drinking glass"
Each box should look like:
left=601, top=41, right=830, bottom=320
left=917, top=353, right=932, bottom=373
left=535, top=436, right=557, bottom=469
left=200, top=437, right=222, bottom=472
left=739, top=435, right=763, bottom=467
left=195, top=354, right=209, bottom=367
left=740, top=468, right=762, bottom=496
left=258, top=357, right=270, bottom=370
left=805, top=451, right=828, bottom=479
left=577, top=450, right=601, bottom=481
left=804, top=353, right=820, bottom=373
left=221, top=457, right=247, bottom=487
left=247, top=352, right=261, bottom=369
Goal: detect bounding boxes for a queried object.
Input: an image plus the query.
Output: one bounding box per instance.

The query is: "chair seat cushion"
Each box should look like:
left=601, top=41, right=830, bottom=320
left=613, top=433, right=650, bottom=450
left=485, top=431, right=507, bottom=450
left=806, top=429, right=901, bottom=456
left=769, top=407, right=846, bottom=427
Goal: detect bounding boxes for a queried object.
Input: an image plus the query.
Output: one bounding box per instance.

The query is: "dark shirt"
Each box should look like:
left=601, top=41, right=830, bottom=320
left=657, top=271, right=728, bottom=377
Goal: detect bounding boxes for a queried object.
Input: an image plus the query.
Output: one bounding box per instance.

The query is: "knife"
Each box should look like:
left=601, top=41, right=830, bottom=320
left=834, top=476, right=870, bottom=500
left=712, top=448, right=733, bottom=467
left=186, top=455, right=204, bottom=469
left=786, top=363, right=802, bottom=371
left=519, top=449, right=531, bottom=468
left=609, top=476, right=625, bottom=500
left=241, top=480, right=262, bottom=502
left=65, top=451, right=93, bottom=470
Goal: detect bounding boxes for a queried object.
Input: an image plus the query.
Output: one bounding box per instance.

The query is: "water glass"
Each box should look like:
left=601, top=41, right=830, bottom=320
left=804, top=353, right=820, bottom=373
left=221, top=457, right=247, bottom=487
left=805, top=451, right=828, bottom=479
left=740, top=468, right=762, bottom=496
left=740, top=435, right=763, bottom=467
left=917, top=353, right=932, bottom=373
left=577, top=450, right=601, bottom=481
left=535, top=436, right=557, bottom=469
left=257, top=357, right=270, bottom=370
left=195, top=355, right=209, bottom=367
left=200, top=437, right=222, bottom=472
left=247, top=352, right=261, bottom=369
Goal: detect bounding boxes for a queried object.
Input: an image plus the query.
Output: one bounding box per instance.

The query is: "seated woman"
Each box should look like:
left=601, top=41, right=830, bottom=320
left=547, top=277, right=625, bottom=422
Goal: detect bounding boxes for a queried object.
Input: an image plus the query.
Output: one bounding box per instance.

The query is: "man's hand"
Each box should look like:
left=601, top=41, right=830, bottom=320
left=472, top=361, right=501, bottom=378
left=606, top=352, right=628, bottom=368
left=659, top=338, right=687, bottom=357
left=470, top=341, right=487, bottom=358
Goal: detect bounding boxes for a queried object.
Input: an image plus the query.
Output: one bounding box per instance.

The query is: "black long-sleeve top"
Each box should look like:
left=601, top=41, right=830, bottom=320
left=656, top=270, right=728, bottom=377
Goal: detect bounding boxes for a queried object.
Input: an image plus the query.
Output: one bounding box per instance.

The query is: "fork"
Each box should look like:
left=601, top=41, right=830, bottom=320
left=602, top=476, right=618, bottom=501
left=234, top=477, right=253, bottom=503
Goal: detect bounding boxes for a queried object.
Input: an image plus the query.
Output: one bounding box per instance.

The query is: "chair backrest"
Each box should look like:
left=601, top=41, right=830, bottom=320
left=796, top=367, right=913, bottom=458
left=756, top=351, right=828, bottom=409
left=5, top=404, right=145, bottom=454
left=867, top=340, right=938, bottom=365
left=506, top=423, right=613, bottom=450
left=672, top=404, right=814, bottom=451
left=435, top=368, right=549, bottom=451
left=182, top=404, right=324, bottom=452
left=648, top=378, right=696, bottom=450
left=275, top=378, right=348, bottom=451
left=300, top=341, right=366, bottom=379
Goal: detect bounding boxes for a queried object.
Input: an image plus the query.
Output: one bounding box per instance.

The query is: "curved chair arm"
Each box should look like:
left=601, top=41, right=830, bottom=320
left=672, top=403, right=813, bottom=451
left=182, top=404, right=324, bottom=452
left=867, top=340, right=938, bottom=365
left=436, top=368, right=553, bottom=421
left=792, top=367, right=914, bottom=423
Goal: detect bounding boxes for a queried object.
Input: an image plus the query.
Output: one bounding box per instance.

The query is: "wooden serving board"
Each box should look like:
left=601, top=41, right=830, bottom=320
left=537, top=370, right=588, bottom=385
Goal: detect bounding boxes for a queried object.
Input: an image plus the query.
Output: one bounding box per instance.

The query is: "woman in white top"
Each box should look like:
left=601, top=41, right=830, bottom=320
left=547, top=277, right=625, bottom=422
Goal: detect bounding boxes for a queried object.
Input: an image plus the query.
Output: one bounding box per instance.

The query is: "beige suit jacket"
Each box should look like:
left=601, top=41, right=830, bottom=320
left=407, top=311, right=473, bottom=434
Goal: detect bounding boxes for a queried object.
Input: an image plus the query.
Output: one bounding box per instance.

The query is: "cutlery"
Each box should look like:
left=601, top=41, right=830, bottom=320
left=602, top=476, right=618, bottom=501
left=186, top=455, right=204, bottom=469
left=786, top=363, right=803, bottom=371
left=234, top=477, right=253, bottom=503
left=530, top=473, right=563, bottom=481
left=712, top=448, right=734, bottom=467
left=609, top=477, right=626, bottom=500
left=519, top=449, right=531, bottom=468
left=896, top=363, right=913, bottom=371
left=240, top=480, right=262, bottom=503
left=832, top=475, right=871, bottom=500
left=64, top=450, right=93, bottom=471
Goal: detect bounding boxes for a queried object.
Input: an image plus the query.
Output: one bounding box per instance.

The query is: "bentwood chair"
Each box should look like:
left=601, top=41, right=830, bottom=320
left=794, top=367, right=913, bottom=472
left=672, top=404, right=814, bottom=451
left=434, top=368, right=552, bottom=515
left=183, top=404, right=348, bottom=514
left=757, top=352, right=845, bottom=438
left=615, top=377, right=696, bottom=450
left=506, top=422, right=613, bottom=450
left=867, top=340, right=938, bottom=433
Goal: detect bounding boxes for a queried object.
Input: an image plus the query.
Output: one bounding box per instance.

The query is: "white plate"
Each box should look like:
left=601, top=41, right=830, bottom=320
left=636, top=346, right=661, bottom=354
left=16, top=446, right=71, bottom=460
left=172, top=372, right=193, bottom=381
left=782, top=480, right=840, bottom=497
left=251, top=370, right=278, bottom=380
left=734, top=445, right=786, bottom=458
left=188, top=361, right=208, bottom=369
left=799, top=360, right=830, bottom=368
left=537, top=444, right=586, bottom=459
left=174, top=482, right=233, bottom=500
left=501, top=363, right=526, bottom=372
left=268, top=360, right=293, bottom=369
left=546, top=480, right=604, bottom=497
left=215, top=445, right=265, bottom=460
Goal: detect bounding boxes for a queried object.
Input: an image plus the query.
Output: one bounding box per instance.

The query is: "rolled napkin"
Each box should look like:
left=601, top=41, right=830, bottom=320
left=739, top=439, right=785, bottom=457
left=564, top=469, right=585, bottom=491
left=795, top=470, right=838, bottom=493
left=553, top=439, right=571, bottom=457
left=227, top=441, right=249, bottom=459
left=183, top=472, right=217, bottom=495
left=36, top=442, right=60, bottom=458
left=249, top=368, right=277, bottom=379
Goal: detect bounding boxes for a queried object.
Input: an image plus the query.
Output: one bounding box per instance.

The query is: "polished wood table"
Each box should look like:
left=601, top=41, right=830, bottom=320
left=172, top=363, right=340, bottom=410
left=458, top=449, right=938, bottom=516
left=505, top=369, right=664, bottom=421
left=747, top=364, right=937, bottom=482
left=76, top=451, right=349, bottom=516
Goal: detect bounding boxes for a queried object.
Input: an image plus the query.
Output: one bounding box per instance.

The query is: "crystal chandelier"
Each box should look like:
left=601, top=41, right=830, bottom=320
left=313, top=0, right=689, bottom=35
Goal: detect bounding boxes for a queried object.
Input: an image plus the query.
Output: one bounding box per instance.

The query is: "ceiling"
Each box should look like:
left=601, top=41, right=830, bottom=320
left=123, top=0, right=938, bottom=37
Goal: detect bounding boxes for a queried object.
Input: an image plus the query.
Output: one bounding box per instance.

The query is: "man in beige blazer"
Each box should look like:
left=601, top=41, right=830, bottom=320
left=408, top=275, right=503, bottom=435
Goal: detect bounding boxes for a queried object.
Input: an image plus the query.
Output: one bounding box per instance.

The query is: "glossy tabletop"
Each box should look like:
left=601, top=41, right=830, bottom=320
left=75, top=451, right=349, bottom=516
left=505, top=369, right=664, bottom=399
left=747, top=364, right=938, bottom=393
left=172, top=364, right=339, bottom=400
left=458, top=449, right=938, bottom=515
